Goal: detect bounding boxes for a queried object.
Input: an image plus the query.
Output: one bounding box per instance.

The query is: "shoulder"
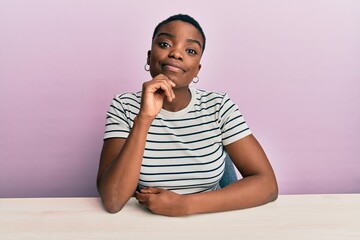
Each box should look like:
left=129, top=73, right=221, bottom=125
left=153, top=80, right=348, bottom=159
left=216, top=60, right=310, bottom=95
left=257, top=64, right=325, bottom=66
left=114, top=91, right=141, bottom=101
left=192, top=88, right=230, bottom=105
left=112, top=91, right=142, bottom=105
left=193, top=88, right=227, bottom=100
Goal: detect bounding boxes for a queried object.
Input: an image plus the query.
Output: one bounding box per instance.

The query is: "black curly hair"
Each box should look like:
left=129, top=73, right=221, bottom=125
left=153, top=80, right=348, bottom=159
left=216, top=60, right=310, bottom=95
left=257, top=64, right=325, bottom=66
left=152, top=14, right=206, bottom=54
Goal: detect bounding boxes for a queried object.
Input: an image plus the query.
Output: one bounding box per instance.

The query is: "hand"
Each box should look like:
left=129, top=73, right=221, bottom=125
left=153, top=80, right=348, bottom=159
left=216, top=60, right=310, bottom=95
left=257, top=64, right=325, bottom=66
left=139, top=74, right=176, bottom=119
left=135, top=187, right=189, bottom=217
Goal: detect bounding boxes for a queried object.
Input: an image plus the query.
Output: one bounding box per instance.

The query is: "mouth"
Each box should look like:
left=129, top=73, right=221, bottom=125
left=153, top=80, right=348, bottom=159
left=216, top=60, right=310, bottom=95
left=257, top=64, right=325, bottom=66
left=160, top=61, right=185, bottom=73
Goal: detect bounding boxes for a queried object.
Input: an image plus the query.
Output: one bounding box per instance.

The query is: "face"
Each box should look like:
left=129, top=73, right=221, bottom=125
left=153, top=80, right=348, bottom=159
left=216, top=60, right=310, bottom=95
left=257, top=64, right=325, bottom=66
left=148, top=20, right=203, bottom=88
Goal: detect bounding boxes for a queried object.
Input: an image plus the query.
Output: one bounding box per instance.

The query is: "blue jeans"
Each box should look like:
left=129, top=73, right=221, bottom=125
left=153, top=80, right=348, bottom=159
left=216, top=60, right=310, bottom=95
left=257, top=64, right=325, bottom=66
left=219, top=153, right=238, bottom=188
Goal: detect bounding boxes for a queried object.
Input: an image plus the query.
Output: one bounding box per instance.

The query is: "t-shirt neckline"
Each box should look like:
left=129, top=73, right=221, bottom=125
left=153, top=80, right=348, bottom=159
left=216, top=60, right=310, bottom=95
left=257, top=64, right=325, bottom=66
left=159, top=87, right=196, bottom=117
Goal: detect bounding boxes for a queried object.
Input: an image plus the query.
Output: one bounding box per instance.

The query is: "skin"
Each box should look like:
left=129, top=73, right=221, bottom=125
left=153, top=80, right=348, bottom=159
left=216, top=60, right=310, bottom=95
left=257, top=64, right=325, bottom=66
left=97, top=20, right=278, bottom=216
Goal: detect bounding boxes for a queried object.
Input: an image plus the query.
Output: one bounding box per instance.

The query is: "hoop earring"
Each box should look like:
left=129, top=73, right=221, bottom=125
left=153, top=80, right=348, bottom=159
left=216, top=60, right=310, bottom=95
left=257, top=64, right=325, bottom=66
left=144, top=63, right=150, bottom=71
left=193, top=76, right=199, bottom=83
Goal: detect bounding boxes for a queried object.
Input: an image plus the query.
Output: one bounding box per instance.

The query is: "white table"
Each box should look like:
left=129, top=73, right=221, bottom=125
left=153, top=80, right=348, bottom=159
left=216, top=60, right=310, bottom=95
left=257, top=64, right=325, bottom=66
left=0, top=194, right=359, bottom=240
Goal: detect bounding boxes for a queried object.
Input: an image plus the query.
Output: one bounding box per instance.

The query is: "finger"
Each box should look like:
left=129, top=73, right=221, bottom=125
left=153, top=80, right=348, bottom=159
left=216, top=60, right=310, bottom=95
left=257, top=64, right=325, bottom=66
left=139, top=188, right=152, bottom=194
left=147, top=187, right=163, bottom=194
left=137, top=198, right=149, bottom=208
left=153, top=75, right=175, bottom=101
left=160, top=75, right=176, bottom=88
left=166, top=80, right=176, bottom=101
left=135, top=191, right=148, bottom=202
left=168, top=79, right=176, bottom=87
left=157, top=80, right=175, bottom=102
left=146, top=80, right=173, bottom=102
left=141, top=187, right=162, bottom=194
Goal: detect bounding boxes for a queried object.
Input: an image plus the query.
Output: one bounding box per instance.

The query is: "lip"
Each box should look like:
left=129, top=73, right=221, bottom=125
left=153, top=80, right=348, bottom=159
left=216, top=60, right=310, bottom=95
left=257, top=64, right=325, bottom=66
left=160, top=61, right=185, bottom=73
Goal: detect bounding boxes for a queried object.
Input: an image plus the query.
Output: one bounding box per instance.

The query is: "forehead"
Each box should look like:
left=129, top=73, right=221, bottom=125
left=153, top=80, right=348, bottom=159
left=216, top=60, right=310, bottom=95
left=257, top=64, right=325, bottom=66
left=155, top=20, right=203, bottom=43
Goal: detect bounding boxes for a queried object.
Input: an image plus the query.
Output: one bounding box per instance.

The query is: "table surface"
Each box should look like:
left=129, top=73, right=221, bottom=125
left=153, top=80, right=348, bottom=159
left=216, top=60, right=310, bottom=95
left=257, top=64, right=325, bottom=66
left=0, top=194, right=359, bottom=240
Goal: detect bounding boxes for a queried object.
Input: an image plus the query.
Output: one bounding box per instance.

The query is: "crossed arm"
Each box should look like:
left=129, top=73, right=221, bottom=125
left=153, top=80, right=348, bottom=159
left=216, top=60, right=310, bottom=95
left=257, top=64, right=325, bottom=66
left=96, top=75, right=278, bottom=216
left=97, top=127, right=278, bottom=216
left=135, top=133, right=277, bottom=216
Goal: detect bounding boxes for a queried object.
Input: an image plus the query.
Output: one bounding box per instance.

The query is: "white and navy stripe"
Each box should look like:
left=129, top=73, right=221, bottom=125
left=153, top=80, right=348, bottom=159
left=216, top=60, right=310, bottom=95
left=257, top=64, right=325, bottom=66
left=104, top=87, right=251, bottom=194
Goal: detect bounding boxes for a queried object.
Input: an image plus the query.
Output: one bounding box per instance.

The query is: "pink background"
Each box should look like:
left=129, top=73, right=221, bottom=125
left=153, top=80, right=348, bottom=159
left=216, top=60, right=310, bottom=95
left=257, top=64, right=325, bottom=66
left=1, top=0, right=359, bottom=197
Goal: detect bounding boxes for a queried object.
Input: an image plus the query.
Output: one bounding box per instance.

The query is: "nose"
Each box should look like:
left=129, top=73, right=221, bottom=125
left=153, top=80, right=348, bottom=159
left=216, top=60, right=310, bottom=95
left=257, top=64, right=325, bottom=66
left=168, top=47, right=183, bottom=60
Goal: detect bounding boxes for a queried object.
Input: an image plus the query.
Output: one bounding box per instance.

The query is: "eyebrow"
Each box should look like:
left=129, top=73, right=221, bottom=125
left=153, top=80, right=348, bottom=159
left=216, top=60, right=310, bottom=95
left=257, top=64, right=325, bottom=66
left=156, top=32, right=202, bottom=49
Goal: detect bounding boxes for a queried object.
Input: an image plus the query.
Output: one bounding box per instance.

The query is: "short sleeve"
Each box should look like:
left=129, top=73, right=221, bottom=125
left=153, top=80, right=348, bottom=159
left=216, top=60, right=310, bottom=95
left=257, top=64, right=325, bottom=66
left=218, top=94, right=252, bottom=145
left=103, top=96, right=131, bottom=140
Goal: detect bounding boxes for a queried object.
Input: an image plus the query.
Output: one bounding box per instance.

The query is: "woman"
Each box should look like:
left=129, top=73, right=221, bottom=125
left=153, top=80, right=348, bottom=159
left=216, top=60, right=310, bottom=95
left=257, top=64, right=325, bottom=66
left=96, top=14, right=278, bottom=216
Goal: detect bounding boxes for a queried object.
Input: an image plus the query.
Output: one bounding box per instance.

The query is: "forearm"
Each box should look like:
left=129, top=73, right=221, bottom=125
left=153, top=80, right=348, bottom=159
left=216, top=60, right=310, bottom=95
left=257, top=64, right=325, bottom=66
left=185, top=173, right=278, bottom=215
left=98, top=116, right=152, bottom=213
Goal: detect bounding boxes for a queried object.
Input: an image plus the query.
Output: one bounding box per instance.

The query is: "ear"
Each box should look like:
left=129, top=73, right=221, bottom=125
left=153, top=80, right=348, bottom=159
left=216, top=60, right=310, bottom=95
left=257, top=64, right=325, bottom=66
left=147, top=50, right=151, bottom=64
left=196, top=63, right=202, bottom=76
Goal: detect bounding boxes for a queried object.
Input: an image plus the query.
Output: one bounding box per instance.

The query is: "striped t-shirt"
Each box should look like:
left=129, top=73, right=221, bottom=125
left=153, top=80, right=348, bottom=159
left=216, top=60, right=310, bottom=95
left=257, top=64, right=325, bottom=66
left=104, top=87, right=251, bottom=194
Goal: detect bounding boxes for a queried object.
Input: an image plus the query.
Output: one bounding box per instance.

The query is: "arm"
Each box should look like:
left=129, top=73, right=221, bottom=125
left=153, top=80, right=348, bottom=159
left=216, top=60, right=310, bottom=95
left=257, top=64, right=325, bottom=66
left=97, top=74, right=176, bottom=213
left=186, top=134, right=278, bottom=214
left=97, top=117, right=152, bottom=213
left=136, top=134, right=278, bottom=216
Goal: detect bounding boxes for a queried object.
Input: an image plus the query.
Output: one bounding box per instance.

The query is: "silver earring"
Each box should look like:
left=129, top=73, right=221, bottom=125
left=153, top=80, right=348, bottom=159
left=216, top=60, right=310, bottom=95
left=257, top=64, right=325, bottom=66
left=193, top=76, right=199, bottom=83
left=144, top=63, right=150, bottom=71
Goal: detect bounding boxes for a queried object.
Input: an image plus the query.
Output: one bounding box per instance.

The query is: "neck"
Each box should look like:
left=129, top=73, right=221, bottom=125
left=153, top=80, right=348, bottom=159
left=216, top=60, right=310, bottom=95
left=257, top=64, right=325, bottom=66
left=163, top=87, right=192, bottom=112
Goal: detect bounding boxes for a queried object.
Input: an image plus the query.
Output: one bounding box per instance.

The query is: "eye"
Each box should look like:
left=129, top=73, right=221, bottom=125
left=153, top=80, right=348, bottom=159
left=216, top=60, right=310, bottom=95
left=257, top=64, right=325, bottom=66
left=186, top=49, right=197, bottom=55
left=158, top=42, right=171, bottom=48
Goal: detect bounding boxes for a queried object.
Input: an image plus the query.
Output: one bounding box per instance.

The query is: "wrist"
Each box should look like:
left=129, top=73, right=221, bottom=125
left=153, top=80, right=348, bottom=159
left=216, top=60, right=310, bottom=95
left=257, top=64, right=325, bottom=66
left=134, top=114, right=154, bottom=126
left=182, top=194, right=195, bottom=216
